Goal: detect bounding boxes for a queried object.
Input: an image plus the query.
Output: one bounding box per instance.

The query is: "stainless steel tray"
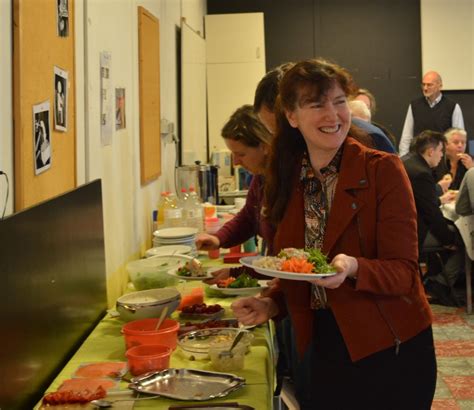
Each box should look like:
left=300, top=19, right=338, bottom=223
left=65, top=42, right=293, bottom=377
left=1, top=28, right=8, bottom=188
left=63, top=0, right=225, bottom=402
left=129, top=368, right=245, bottom=401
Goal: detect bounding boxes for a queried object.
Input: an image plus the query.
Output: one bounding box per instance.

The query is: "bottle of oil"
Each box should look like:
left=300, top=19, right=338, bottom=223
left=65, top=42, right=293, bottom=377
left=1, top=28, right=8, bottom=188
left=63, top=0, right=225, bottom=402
left=164, top=192, right=184, bottom=227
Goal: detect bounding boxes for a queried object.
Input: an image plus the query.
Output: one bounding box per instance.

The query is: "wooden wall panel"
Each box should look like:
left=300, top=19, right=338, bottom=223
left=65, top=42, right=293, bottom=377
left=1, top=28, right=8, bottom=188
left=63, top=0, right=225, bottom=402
left=13, top=0, right=76, bottom=210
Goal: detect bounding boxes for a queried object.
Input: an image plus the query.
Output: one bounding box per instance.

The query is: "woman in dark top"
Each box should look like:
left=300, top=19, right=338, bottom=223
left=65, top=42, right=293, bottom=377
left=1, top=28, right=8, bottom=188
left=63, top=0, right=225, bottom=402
left=437, top=127, right=473, bottom=190
left=195, top=105, right=274, bottom=281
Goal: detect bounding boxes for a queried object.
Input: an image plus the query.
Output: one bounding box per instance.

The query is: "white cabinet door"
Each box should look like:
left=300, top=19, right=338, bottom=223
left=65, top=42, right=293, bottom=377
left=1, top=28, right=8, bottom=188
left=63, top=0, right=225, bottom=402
left=205, top=12, right=266, bottom=153
left=207, top=62, right=266, bottom=152
left=181, top=22, right=207, bottom=165
left=205, top=13, right=265, bottom=64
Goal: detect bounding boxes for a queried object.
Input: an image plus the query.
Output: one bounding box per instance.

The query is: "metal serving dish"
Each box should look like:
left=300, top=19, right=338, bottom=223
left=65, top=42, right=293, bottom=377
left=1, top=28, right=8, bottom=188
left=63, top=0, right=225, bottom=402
left=129, top=368, right=245, bottom=400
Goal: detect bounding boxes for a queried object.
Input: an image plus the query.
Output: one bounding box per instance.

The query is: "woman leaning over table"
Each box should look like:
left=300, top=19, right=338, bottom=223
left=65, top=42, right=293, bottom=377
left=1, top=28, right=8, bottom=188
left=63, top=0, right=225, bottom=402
left=231, top=59, right=436, bottom=409
left=195, top=104, right=275, bottom=282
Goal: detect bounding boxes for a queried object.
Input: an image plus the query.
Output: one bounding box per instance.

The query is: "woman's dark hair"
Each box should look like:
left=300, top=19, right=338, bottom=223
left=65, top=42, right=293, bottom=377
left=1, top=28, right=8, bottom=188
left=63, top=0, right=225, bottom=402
left=412, top=130, right=446, bottom=155
left=264, top=58, right=364, bottom=224
left=253, top=62, right=295, bottom=113
left=221, top=104, right=272, bottom=147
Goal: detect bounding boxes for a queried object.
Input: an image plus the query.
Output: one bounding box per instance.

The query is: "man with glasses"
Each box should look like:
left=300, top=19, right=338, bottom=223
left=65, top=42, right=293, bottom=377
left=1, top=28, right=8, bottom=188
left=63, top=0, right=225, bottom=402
left=399, top=71, right=464, bottom=156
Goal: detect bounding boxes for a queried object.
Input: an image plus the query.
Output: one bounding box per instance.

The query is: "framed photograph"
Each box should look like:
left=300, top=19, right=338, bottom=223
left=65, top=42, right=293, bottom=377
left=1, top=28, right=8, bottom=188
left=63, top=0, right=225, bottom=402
left=33, top=101, right=52, bottom=175
left=115, top=88, right=126, bottom=130
left=57, top=0, right=69, bottom=37
left=54, top=66, right=68, bottom=132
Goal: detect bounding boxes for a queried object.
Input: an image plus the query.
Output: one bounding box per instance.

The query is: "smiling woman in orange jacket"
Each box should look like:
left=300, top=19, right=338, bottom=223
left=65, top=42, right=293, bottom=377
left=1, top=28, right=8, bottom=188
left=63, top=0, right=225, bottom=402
left=232, top=59, right=436, bottom=410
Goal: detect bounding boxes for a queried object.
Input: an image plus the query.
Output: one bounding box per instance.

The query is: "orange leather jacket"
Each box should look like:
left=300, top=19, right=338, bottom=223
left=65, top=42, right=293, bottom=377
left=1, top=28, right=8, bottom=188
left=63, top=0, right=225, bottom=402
left=270, top=137, right=432, bottom=362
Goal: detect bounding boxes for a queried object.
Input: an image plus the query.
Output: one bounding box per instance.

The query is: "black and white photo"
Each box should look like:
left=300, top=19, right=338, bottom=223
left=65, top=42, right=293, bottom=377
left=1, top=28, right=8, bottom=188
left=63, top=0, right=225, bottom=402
left=33, top=101, right=52, bottom=175
left=54, top=66, right=68, bottom=132
left=57, top=0, right=69, bottom=37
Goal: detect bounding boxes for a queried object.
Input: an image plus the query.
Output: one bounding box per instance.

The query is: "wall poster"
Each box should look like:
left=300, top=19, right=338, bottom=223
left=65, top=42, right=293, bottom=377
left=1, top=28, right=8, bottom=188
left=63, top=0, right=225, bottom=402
left=100, top=51, right=112, bottom=146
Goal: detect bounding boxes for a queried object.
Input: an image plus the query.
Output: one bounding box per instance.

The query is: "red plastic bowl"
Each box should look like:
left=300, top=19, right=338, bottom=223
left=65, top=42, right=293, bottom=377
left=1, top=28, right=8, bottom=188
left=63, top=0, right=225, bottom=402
left=122, top=318, right=179, bottom=350
left=126, top=344, right=171, bottom=376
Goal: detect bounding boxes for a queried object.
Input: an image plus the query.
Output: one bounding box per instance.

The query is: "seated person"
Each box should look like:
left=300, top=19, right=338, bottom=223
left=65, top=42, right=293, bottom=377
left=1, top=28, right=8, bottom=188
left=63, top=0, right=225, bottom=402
left=436, top=128, right=473, bottom=190
left=402, top=130, right=463, bottom=306
left=353, top=87, right=398, bottom=148
left=348, top=100, right=396, bottom=153
left=456, top=167, right=474, bottom=216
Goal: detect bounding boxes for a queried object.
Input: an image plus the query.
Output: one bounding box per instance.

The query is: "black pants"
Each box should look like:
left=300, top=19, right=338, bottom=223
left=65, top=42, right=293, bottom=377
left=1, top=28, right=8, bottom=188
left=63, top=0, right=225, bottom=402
left=295, top=310, right=437, bottom=410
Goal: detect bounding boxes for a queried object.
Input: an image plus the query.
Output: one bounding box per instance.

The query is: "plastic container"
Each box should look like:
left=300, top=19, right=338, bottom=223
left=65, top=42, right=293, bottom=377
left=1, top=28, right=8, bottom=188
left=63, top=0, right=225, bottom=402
left=122, top=318, right=180, bottom=350
left=177, top=287, right=204, bottom=311
left=126, top=344, right=171, bottom=376
left=185, top=187, right=204, bottom=232
left=126, top=255, right=181, bottom=290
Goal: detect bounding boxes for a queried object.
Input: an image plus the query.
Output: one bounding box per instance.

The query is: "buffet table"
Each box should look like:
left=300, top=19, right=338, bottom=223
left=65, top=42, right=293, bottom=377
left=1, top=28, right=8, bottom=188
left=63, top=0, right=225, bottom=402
left=36, top=273, right=276, bottom=409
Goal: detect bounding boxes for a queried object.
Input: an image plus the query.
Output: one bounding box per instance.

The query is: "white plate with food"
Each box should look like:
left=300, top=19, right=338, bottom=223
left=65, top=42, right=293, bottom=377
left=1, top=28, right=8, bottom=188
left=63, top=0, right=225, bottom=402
left=209, top=281, right=269, bottom=296
left=167, top=265, right=213, bottom=281
left=240, top=251, right=337, bottom=281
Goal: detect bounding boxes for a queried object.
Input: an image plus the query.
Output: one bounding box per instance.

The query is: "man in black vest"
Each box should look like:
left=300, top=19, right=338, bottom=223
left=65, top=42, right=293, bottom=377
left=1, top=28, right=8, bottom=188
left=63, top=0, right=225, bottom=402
left=399, top=71, right=464, bottom=156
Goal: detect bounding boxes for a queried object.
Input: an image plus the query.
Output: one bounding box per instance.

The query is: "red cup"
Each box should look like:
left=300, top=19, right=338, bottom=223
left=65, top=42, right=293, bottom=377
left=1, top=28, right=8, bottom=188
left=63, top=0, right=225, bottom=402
left=126, top=344, right=171, bottom=376
left=122, top=318, right=179, bottom=350
left=208, top=248, right=220, bottom=259
left=229, top=245, right=241, bottom=253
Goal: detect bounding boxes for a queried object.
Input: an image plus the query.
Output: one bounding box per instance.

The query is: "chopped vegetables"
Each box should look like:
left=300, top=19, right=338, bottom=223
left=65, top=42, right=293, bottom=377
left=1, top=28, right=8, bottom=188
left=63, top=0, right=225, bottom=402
left=280, top=257, right=314, bottom=273
left=254, top=247, right=333, bottom=274
left=217, top=273, right=260, bottom=288
left=176, top=260, right=206, bottom=277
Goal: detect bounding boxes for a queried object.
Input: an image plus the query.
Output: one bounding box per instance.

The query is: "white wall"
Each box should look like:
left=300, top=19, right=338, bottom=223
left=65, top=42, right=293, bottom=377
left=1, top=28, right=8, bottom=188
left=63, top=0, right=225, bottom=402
left=421, top=0, right=474, bottom=89
left=0, top=0, right=13, bottom=216
left=78, top=0, right=206, bottom=305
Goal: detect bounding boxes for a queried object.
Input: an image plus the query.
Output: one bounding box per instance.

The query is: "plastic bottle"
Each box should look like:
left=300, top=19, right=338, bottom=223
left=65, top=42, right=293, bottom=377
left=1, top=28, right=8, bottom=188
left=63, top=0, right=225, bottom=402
left=164, top=192, right=184, bottom=228
left=186, top=187, right=204, bottom=232
left=156, top=192, right=170, bottom=229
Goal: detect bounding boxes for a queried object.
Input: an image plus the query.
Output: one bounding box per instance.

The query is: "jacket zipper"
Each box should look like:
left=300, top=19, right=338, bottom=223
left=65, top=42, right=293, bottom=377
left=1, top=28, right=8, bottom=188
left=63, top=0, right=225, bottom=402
left=354, top=207, right=401, bottom=356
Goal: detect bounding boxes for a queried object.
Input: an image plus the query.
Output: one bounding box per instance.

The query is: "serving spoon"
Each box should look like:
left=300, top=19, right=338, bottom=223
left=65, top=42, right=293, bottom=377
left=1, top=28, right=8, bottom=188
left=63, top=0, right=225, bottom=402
left=218, top=323, right=249, bottom=358
left=91, top=395, right=159, bottom=408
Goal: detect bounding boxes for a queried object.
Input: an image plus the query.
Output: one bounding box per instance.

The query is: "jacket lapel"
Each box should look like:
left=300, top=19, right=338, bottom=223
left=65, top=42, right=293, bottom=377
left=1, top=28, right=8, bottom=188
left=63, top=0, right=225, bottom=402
left=323, top=139, right=369, bottom=255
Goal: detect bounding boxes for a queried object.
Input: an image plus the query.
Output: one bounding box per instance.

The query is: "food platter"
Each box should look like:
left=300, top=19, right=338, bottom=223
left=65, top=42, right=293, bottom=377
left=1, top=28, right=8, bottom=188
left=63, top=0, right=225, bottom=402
left=129, top=368, right=245, bottom=400
left=209, top=280, right=269, bottom=296
left=167, top=267, right=213, bottom=281
left=240, top=256, right=337, bottom=281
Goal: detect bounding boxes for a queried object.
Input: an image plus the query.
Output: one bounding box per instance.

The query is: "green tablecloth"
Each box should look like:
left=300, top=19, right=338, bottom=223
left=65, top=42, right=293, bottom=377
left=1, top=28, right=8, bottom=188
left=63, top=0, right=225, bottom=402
left=37, top=275, right=276, bottom=410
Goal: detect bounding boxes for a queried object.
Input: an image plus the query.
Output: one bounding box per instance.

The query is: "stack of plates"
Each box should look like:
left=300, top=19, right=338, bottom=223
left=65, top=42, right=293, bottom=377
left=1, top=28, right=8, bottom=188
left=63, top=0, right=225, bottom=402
left=152, top=227, right=198, bottom=256
left=145, top=244, right=192, bottom=258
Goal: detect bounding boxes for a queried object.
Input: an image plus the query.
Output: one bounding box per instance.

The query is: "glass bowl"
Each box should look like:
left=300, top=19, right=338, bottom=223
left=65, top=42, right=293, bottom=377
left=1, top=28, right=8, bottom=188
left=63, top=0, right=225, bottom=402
left=177, top=328, right=253, bottom=361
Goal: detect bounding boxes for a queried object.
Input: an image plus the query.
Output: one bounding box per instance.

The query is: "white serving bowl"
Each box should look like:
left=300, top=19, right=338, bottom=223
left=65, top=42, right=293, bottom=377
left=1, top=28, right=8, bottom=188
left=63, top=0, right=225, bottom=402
left=116, top=288, right=181, bottom=322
